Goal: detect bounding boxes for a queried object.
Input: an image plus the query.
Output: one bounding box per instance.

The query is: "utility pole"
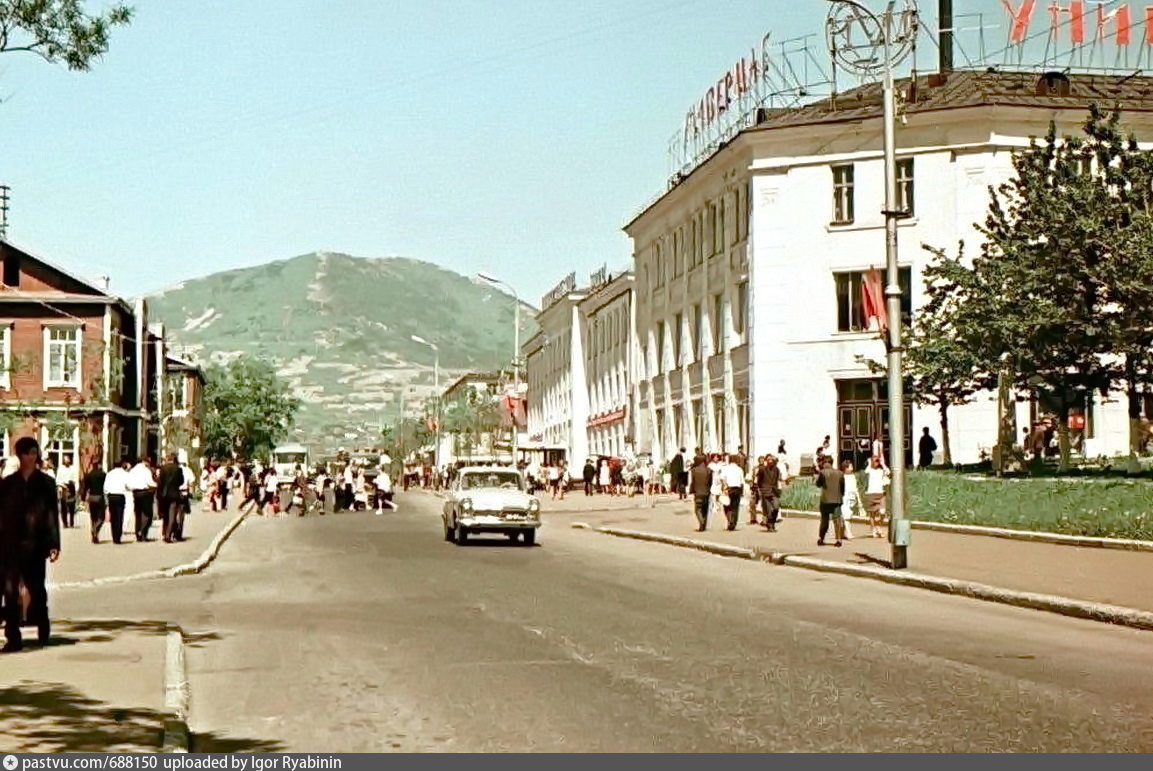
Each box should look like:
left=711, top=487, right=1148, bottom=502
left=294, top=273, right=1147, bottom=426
left=826, top=0, right=918, bottom=569
left=476, top=272, right=523, bottom=468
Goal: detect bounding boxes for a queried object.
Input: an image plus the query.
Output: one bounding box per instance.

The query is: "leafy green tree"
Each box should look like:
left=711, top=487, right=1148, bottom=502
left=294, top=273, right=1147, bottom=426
left=440, top=388, right=501, bottom=460
left=0, top=1, right=133, bottom=70
left=203, top=358, right=300, bottom=460
left=381, top=416, right=432, bottom=463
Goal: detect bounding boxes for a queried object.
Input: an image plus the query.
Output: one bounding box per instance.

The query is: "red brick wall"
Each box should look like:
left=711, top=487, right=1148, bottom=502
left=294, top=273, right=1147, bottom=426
left=0, top=304, right=112, bottom=405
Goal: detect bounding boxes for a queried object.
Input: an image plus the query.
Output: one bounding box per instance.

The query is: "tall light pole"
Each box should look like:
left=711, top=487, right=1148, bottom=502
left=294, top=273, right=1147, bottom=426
left=411, top=335, right=440, bottom=471
left=476, top=272, right=522, bottom=467
left=827, top=0, right=917, bottom=569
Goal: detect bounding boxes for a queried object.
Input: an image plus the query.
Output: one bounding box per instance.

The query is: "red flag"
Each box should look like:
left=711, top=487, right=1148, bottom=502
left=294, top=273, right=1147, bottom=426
left=500, top=396, right=527, bottom=429
left=861, top=269, right=888, bottom=333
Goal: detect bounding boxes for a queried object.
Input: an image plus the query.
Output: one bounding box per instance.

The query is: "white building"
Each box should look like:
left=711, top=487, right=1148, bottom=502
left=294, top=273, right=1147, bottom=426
left=627, top=69, right=1153, bottom=466
left=580, top=270, right=636, bottom=458
left=523, top=274, right=589, bottom=474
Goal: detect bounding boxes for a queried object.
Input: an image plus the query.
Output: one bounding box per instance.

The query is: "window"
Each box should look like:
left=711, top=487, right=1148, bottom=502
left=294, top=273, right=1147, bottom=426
left=691, top=219, right=700, bottom=267
left=2, top=254, right=18, bottom=288
left=713, top=394, right=727, bottom=450
left=832, top=164, right=855, bottom=224
left=0, top=323, right=10, bottom=390
left=704, top=204, right=714, bottom=257
left=692, top=398, right=704, bottom=447
left=167, top=376, right=188, bottom=412
left=696, top=212, right=705, bottom=264
left=657, top=322, right=667, bottom=373
left=715, top=197, right=726, bottom=254
left=712, top=293, right=726, bottom=352
left=673, top=313, right=683, bottom=366
left=44, top=326, right=81, bottom=388
left=42, top=423, right=78, bottom=470
left=673, top=229, right=683, bottom=277
left=835, top=268, right=913, bottom=332
left=897, top=158, right=915, bottom=216
left=736, top=282, right=749, bottom=334
left=654, top=243, right=664, bottom=287
left=733, top=187, right=744, bottom=245
left=0, top=429, right=8, bottom=460
left=692, top=304, right=703, bottom=361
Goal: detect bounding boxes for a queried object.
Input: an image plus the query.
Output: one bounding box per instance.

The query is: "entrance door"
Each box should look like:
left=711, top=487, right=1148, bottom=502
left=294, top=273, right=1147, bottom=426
left=836, top=378, right=912, bottom=468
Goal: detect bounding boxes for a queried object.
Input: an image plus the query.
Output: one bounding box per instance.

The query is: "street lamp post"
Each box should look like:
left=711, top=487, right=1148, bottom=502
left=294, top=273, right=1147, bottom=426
left=411, top=335, right=440, bottom=472
left=476, top=272, right=522, bottom=468
left=826, top=0, right=915, bottom=569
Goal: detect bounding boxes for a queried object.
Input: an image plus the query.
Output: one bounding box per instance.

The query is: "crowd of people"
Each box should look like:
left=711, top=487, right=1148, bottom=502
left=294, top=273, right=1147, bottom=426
left=198, top=457, right=398, bottom=518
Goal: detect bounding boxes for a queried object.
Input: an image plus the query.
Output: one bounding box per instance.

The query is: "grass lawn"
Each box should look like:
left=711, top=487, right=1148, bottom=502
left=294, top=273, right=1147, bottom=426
left=780, top=471, right=1153, bottom=541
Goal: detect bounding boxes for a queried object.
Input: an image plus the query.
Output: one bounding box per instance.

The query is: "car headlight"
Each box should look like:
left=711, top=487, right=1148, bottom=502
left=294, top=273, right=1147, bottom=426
left=460, top=498, right=473, bottom=512
left=528, top=499, right=540, bottom=516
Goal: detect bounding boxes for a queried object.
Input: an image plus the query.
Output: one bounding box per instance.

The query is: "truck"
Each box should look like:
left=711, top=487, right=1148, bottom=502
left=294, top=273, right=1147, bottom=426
left=272, top=443, right=310, bottom=479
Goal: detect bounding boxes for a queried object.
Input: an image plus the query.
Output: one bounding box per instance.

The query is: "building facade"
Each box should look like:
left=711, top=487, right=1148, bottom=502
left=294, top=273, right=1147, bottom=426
left=580, top=271, right=636, bottom=459
left=627, top=69, right=1153, bottom=466
left=523, top=274, right=589, bottom=474
left=0, top=239, right=202, bottom=471
left=624, top=156, right=751, bottom=466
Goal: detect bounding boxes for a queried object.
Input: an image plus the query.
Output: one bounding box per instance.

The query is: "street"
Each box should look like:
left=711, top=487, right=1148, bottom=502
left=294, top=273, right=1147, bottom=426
left=46, top=492, right=1153, bottom=752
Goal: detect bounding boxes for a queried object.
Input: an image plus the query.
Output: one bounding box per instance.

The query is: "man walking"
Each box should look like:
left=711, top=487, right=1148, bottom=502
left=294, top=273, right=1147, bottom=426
left=582, top=459, right=596, bottom=496
left=82, top=459, right=107, bottom=544
left=103, top=458, right=131, bottom=544
left=815, top=456, right=846, bottom=547
left=918, top=427, right=938, bottom=470
left=688, top=454, right=712, bottom=531
left=127, top=457, right=157, bottom=542
left=670, top=448, right=686, bottom=501
left=720, top=454, right=745, bottom=532
left=755, top=455, right=783, bottom=532
left=55, top=454, right=78, bottom=528
left=1, top=437, right=61, bottom=652
left=156, top=453, right=184, bottom=544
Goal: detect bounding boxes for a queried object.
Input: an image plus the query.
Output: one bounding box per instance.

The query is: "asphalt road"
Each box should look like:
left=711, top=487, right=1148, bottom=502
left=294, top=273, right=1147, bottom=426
left=53, top=492, right=1153, bottom=752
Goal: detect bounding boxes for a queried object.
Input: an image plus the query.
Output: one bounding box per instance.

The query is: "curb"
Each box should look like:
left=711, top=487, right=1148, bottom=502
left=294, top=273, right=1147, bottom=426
left=581, top=525, right=1153, bottom=633
left=161, top=626, right=191, bottom=753
left=51, top=507, right=251, bottom=590
left=778, top=509, right=1153, bottom=552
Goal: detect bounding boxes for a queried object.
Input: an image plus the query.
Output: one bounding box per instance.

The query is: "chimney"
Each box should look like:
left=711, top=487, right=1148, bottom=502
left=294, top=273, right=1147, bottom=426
left=939, top=0, right=954, bottom=73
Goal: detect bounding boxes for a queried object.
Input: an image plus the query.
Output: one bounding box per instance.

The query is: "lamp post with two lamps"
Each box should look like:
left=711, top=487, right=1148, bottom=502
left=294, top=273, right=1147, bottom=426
left=475, top=272, right=524, bottom=467
left=410, top=335, right=440, bottom=473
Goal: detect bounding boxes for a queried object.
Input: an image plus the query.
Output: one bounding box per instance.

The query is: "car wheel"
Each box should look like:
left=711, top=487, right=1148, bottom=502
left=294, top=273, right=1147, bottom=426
left=523, top=529, right=536, bottom=547
left=455, top=523, right=468, bottom=544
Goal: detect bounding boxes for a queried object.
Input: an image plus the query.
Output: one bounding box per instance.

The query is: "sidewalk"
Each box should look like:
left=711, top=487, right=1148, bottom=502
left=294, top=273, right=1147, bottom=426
left=49, top=504, right=242, bottom=586
left=0, top=621, right=170, bottom=751
left=545, top=500, right=1153, bottom=614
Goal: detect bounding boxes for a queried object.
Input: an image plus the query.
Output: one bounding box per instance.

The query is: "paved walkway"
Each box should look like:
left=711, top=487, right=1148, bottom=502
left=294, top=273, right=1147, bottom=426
left=49, top=503, right=241, bottom=585
left=0, top=622, right=169, bottom=751
left=539, top=498, right=1153, bottom=614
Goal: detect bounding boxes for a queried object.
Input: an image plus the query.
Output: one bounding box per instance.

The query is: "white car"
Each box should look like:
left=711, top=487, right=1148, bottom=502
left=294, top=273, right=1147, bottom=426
left=442, top=466, right=541, bottom=546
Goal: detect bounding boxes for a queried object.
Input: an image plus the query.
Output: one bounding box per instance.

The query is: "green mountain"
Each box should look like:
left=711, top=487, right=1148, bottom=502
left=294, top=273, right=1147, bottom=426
left=146, top=251, right=531, bottom=452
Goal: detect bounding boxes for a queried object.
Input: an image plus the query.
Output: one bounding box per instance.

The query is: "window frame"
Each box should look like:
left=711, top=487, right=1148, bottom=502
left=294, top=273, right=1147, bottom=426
left=41, top=422, right=79, bottom=470
left=832, top=164, right=855, bottom=225
left=834, top=268, right=913, bottom=333
left=896, top=158, right=915, bottom=216
left=43, top=325, right=83, bottom=390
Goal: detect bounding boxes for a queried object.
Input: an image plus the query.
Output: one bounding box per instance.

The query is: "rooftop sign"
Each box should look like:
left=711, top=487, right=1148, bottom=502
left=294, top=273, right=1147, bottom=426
left=1003, top=1, right=1153, bottom=56
left=541, top=272, right=576, bottom=310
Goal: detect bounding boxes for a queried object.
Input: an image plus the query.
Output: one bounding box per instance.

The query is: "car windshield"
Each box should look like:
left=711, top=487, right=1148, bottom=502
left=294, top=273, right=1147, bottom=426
left=461, top=472, right=522, bottom=491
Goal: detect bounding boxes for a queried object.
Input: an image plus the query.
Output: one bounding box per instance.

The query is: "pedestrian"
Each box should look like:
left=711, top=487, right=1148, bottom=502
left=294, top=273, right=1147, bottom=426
left=55, top=454, right=78, bottom=529
left=263, top=468, right=280, bottom=516
left=157, top=453, right=184, bottom=544
left=755, top=455, right=782, bottom=531
left=863, top=455, right=891, bottom=538
left=746, top=456, right=761, bottom=526
left=840, top=459, right=859, bottom=541
left=814, top=456, right=845, bottom=547
left=103, top=458, right=131, bottom=544
left=127, top=457, right=157, bottom=542
left=918, top=427, right=938, bottom=470
left=720, top=453, right=745, bottom=532
left=582, top=459, right=596, bottom=496
left=177, top=455, right=195, bottom=541
left=375, top=470, right=394, bottom=514
left=81, top=459, right=107, bottom=545
left=670, top=448, right=686, bottom=501
left=598, top=459, right=612, bottom=496
left=217, top=464, right=232, bottom=511
left=688, top=454, right=712, bottom=531
left=1, top=437, right=61, bottom=652
left=321, top=477, right=336, bottom=516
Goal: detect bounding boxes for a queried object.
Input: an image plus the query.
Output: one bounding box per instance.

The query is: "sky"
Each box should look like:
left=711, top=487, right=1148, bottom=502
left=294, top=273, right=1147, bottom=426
left=0, top=0, right=1032, bottom=304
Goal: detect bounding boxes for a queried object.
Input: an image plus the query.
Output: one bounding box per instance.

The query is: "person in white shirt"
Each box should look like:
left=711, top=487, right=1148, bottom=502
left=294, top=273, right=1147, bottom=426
left=262, top=469, right=279, bottom=516
left=839, top=460, right=859, bottom=541
left=55, top=455, right=79, bottom=528
left=863, top=455, right=892, bottom=538
left=103, top=458, right=132, bottom=545
left=127, top=458, right=157, bottom=542
left=720, top=454, right=746, bottom=531
left=374, top=471, right=393, bottom=514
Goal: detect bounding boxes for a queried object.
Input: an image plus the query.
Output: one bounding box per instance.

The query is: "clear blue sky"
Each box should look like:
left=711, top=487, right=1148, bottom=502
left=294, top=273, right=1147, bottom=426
left=0, top=1, right=1013, bottom=303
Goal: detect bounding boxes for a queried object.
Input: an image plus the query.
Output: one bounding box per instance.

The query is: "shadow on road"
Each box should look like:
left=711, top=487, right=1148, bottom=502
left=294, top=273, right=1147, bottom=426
left=0, top=683, right=282, bottom=752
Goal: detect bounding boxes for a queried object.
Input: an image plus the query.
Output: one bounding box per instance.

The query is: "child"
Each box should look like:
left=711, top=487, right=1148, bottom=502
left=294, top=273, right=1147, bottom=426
left=839, top=460, right=858, bottom=541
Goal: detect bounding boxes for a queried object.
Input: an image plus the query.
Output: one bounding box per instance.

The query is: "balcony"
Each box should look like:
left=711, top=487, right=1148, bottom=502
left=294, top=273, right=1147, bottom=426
left=687, top=360, right=704, bottom=391
left=668, top=368, right=683, bottom=393
left=731, top=344, right=749, bottom=376
left=652, top=378, right=666, bottom=404
left=707, top=354, right=725, bottom=386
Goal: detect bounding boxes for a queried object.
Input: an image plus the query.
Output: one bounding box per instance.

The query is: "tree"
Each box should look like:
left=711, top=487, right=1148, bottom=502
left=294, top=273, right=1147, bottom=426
left=440, top=388, right=501, bottom=460
left=0, top=1, right=133, bottom=70
left=202, top=358, right=299, bottom=460
left=929, top=110, right=1126, bottom=471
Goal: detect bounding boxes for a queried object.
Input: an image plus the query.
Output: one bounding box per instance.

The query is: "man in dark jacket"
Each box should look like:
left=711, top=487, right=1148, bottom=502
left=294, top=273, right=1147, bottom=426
left=814, top=456, right=845, bottom=547
left=688, top=454, right=712, bottom=531
left=156, top=453, right=185, bottom=544
left=582, top=460, right=596, bottom=496
left=670, top=448, right=687, bottom=500
left=82, top=460, right=107, bottom=545
left=1, top=437, right=61, bottom=652
left=754, top=455, right=783, bottom=531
